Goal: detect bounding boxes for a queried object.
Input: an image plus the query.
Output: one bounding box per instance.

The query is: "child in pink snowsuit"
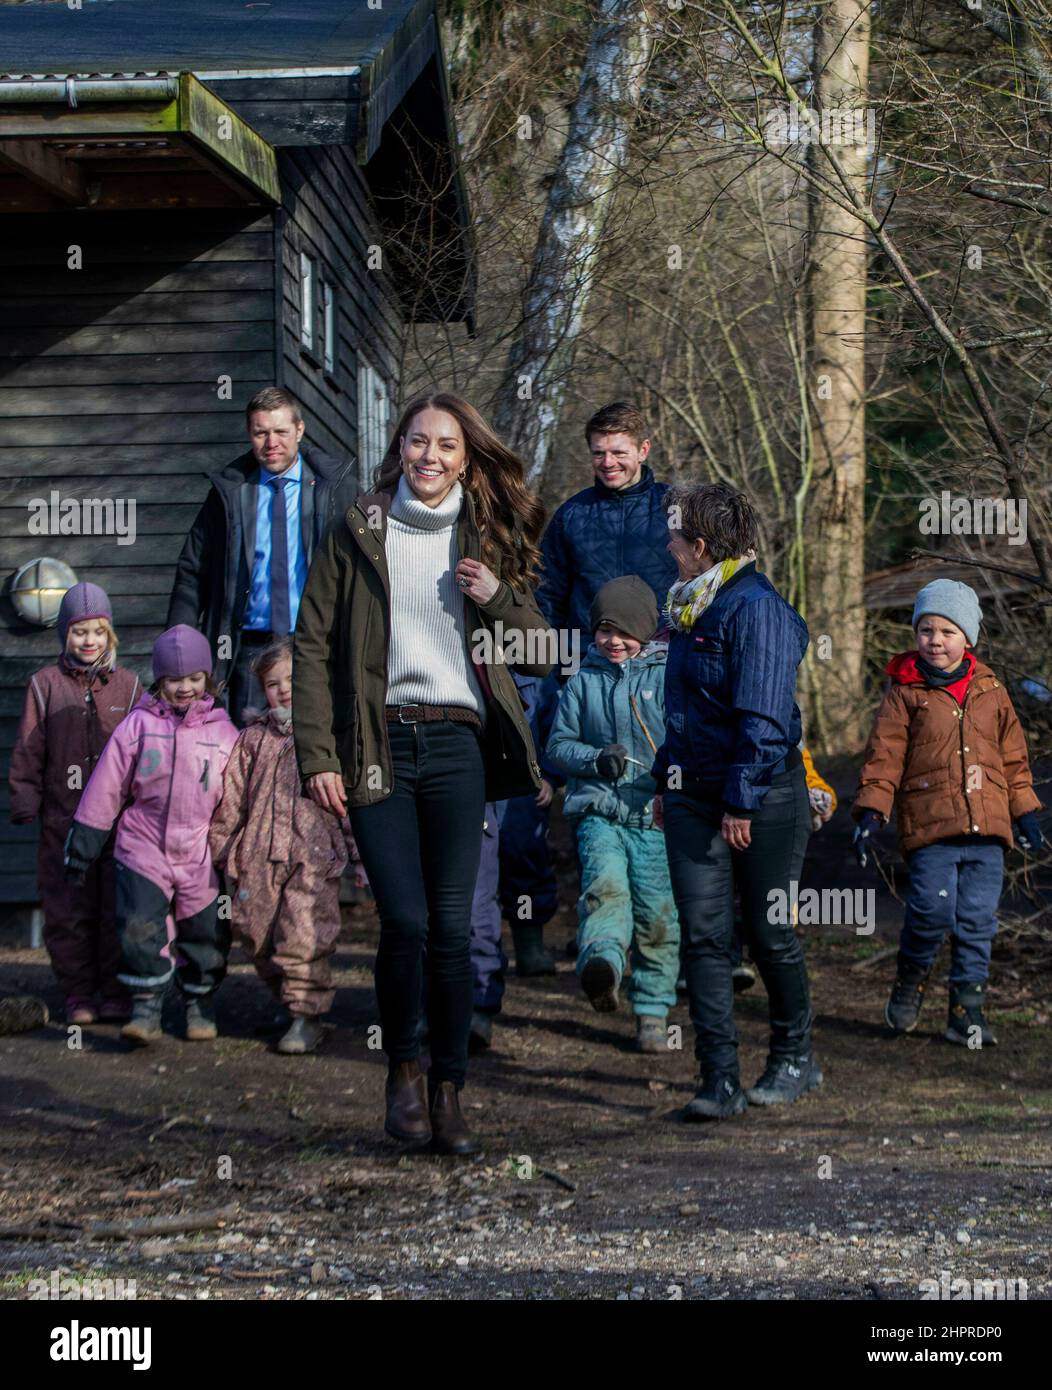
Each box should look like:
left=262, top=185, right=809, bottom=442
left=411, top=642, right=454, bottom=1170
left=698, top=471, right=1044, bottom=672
left=65, top=625, right=238, bottom=1045
left=8, top=582, right=141, bottom=1024
left=209, top=638, right=366, bottom=1055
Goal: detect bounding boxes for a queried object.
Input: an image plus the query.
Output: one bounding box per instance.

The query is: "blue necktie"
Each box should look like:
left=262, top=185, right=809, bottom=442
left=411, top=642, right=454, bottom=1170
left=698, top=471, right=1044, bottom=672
left=270, top=477, right=291, bottom=635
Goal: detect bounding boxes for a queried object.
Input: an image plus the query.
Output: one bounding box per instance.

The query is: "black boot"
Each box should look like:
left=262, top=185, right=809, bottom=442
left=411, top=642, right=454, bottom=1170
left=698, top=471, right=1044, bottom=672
left=682, top=1072, right=748, bottom=1121
left=276, top=1015, right=325, bottom=1054
left=732, top=965, right=757, bottom=994
left=121, top=991, right=165, bottom=1045
left=580, top=956, right=620, bottom=1013
left=512, top=923, right=557, bottom=976
left=468, top=1011, right=493, bottom=1053
left=946, top=983, right=997, bottom=1047
left=745, top=1054, right=823, bottom=1106
left=885, top=953, right=931, bottom=1033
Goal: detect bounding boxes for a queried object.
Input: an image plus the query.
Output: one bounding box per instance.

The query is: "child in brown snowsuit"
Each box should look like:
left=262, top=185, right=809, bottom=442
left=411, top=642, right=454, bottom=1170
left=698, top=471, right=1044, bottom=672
left=209, top=638, right=365, bottom=1054
left=8, top=582, right=141, bottom=1024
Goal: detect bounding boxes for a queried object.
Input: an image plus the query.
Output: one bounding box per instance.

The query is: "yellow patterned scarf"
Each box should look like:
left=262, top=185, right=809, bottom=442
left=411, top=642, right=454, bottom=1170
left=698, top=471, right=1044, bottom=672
left=665, top=552, right=756, bottom=632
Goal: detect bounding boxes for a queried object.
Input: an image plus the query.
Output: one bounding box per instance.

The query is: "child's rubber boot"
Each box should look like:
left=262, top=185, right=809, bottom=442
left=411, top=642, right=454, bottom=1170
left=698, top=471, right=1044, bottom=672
left=276, top=1014, right=325, bottom=1054
left=635, top=1014, right=669, bottom=1053
left=184, top=993, right=218, bottom=1042
left=682, top=1072, right=748, bottom=1122
left=945, top=983, right=997, bottom=1048
left=511, top=923, right=556, bottom=977
left=745, top=1054, right=823, bottom=1106
left=580, top=955, right=620, bottom=1013
left=121, top=992, right=164, bottom=1045
left=884, top=953, right=931, bottom=1033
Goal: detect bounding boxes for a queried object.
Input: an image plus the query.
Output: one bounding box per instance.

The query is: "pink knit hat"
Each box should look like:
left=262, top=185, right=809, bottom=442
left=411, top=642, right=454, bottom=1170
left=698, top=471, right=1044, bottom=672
left=58, top=581, right=112, bottom=646
left=152, top=625, right=213, bottom=681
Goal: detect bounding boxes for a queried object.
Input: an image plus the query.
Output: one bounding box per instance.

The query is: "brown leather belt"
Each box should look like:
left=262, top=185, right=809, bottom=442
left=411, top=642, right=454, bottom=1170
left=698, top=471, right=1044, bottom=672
left=384, top=703, right=482, bottom=731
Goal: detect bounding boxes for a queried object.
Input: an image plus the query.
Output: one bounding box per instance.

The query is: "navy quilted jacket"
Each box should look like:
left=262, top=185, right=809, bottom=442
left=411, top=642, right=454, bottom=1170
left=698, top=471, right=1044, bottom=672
left=536, top=467, right=679, bottom=642
left=652, top=564, right=809, bottom=813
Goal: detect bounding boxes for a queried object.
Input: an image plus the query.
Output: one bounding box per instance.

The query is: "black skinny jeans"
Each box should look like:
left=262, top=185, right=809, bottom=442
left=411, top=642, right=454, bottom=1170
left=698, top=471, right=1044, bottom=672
left=664, top=763, right=813, bottom=1079
left=348, top=720, right=486, bottom=1089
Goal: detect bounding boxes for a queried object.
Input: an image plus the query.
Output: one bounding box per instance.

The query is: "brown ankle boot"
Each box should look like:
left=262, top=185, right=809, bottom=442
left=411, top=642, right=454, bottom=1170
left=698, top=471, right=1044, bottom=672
left=384, top=1060, right=430, bottom=1143
left=429, top=1080, right=480, bottom=1156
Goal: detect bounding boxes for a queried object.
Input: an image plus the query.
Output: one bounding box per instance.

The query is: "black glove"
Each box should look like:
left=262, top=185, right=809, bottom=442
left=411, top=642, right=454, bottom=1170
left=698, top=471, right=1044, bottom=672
left=64, top=863, right=88, bottom=887
left=1014, top=812, right=1043, bottom=852
left=853, top=810, right=883, bottom=869
left=595, top=743, right=628, bottom=780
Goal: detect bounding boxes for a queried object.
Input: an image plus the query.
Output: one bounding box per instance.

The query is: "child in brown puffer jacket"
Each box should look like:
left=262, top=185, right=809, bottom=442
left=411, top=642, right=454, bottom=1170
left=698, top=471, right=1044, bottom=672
left=209, top=638, right=366, bottom=1054
left=852, top=580, right=1042, bottom=1048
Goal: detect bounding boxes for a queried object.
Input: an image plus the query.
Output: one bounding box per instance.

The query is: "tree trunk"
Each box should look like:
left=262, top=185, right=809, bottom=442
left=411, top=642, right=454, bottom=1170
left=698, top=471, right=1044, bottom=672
left=804, top=0, right=871, bottom=754
left=491, top=0, right=654, bottom=484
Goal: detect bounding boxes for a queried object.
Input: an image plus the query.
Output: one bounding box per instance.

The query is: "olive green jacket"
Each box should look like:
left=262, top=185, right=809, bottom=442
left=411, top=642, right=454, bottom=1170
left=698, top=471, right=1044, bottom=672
left=292, top=485, right=554, bottom=805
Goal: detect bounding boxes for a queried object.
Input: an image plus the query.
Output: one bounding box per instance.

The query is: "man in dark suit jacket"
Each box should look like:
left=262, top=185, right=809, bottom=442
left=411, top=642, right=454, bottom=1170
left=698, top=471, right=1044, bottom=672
left=166, top=386, right=357, bottom=725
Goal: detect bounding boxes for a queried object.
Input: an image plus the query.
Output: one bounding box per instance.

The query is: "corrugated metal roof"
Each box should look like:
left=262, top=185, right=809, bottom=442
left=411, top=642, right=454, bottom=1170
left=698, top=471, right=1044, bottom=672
left=0, top=0, right=421, bottom=72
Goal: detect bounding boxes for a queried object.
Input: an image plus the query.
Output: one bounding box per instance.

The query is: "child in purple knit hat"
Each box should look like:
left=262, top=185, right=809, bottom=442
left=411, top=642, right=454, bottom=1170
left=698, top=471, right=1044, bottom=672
left=8, top=582, right=141, bottom=1024
left=64, top=626, right=239, bottom=1045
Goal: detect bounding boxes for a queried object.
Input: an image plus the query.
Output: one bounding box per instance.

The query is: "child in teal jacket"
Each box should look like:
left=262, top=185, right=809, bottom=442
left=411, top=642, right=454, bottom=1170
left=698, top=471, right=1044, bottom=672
left=546, top=577, right=679, bottom=1052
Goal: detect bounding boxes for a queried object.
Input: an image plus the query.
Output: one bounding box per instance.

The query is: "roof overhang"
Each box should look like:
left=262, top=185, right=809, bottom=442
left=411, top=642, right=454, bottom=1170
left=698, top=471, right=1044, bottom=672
left=0, top=72, right=280, bottom=212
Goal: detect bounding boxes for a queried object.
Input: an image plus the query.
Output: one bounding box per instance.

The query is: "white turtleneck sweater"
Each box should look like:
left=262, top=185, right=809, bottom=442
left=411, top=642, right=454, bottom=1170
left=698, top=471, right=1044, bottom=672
left=385, top=475, right=485, bottom=714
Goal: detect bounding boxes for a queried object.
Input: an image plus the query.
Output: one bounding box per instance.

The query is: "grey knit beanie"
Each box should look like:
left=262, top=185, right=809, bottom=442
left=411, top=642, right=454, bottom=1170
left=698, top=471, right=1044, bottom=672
left=912, top=579, right=982, bottom=646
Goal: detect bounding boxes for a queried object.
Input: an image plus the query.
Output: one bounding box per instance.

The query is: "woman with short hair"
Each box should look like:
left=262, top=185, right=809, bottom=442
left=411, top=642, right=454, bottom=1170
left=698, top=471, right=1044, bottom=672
left=653, top=483, right=820, bottom=1120
left=293, top=393, right=551, bottom=1154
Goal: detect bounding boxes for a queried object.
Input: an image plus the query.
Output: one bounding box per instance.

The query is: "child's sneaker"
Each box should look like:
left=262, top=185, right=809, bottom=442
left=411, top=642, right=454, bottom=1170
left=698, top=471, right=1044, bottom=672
left=580, top=956, right=620, bottom=1012
left=945, top=983, right=997, bottom=1048
left=65, top=996, right=97, bottom=1025
left=745, top=1054, right=823, bottom=1106
left=121, top=992, right=164, bottom=1045
left=184, top=994, right=217, bottom=1042
left=885, top=954, right=931, bottom=1033
left=682, top=1072, right=748, bottom=1121
left=635, top=1014, right=668, bottom=1053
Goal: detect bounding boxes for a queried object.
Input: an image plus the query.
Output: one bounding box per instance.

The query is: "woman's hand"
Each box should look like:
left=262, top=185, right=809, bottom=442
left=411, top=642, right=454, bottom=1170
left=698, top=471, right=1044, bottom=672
left=306, top=771, right=348, bottom=817
left=721, top=812, right=752, bottom=850
left=536, top=778, right=554, bottom=809
left=652, top=794, right=664, bottom=830
left=455, top=558, right=500, bottom=605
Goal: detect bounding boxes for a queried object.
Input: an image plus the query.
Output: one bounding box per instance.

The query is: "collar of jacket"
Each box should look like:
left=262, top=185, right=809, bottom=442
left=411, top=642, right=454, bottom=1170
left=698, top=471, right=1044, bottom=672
left=207, top=445, right=350, bottom=494
left=592, top=463, right=657, bottom=502
left=58, top=651, right=110, bottom=684
left=348, top=484, right=484, bottom=555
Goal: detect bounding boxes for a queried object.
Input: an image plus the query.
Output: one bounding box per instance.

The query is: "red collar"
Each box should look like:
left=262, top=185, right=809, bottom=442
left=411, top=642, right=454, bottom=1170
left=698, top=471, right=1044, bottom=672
left=885, top=649, right=977, bottom=704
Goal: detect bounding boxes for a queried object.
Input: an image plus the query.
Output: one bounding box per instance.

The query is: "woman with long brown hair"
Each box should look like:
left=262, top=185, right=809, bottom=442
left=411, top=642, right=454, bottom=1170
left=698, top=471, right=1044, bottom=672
left=292, top=393, right=552, bottom=1153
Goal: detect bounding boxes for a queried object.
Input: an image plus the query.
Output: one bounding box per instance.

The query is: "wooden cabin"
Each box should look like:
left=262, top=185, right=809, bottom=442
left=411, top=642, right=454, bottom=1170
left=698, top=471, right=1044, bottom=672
left=0, top=0, right=475, bottom=907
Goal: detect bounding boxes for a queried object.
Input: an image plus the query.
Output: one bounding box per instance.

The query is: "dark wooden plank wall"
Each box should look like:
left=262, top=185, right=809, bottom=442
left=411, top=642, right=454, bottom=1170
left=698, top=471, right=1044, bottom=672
left=0, top=209, right=275, bottom=902
left=276, top=145, right=402, bottom=487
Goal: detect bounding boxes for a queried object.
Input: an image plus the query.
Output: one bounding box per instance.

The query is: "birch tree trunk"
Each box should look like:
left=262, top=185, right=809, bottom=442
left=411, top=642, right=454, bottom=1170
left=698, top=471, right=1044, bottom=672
left=804, top=0, right=871, bottom=753
left=491, top=0, right=654, bottom=484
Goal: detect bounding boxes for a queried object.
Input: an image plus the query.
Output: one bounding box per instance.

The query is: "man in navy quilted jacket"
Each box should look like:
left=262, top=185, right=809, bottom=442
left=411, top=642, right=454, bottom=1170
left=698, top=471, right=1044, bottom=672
left=536, top=402, right=678, bottom=669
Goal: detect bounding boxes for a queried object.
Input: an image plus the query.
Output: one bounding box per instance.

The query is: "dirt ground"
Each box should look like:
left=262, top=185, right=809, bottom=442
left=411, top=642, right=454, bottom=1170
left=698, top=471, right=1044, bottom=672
left=1, top=766, right=1049, bottom=1301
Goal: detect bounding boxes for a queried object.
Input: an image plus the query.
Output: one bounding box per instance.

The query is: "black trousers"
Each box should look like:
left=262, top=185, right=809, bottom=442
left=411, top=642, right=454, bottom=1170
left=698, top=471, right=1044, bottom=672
left=227, top=633, right=271, bottom=728
left=349, top=720, right=486, bottom=1088
left=114, top=863, right=230, bottom=996
left=664, top=764, right=813, bottom=1077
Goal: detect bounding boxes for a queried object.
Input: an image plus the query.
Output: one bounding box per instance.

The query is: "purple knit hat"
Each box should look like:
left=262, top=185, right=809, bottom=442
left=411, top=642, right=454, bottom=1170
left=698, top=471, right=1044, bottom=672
left=57, top=581, right=113, bottom=646
left=152, top=625, right=213, bottom=681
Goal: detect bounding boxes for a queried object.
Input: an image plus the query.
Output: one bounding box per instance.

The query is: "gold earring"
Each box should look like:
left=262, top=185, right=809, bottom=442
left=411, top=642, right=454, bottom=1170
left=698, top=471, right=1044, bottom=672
left=458, top=467, right=467, bottom=480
